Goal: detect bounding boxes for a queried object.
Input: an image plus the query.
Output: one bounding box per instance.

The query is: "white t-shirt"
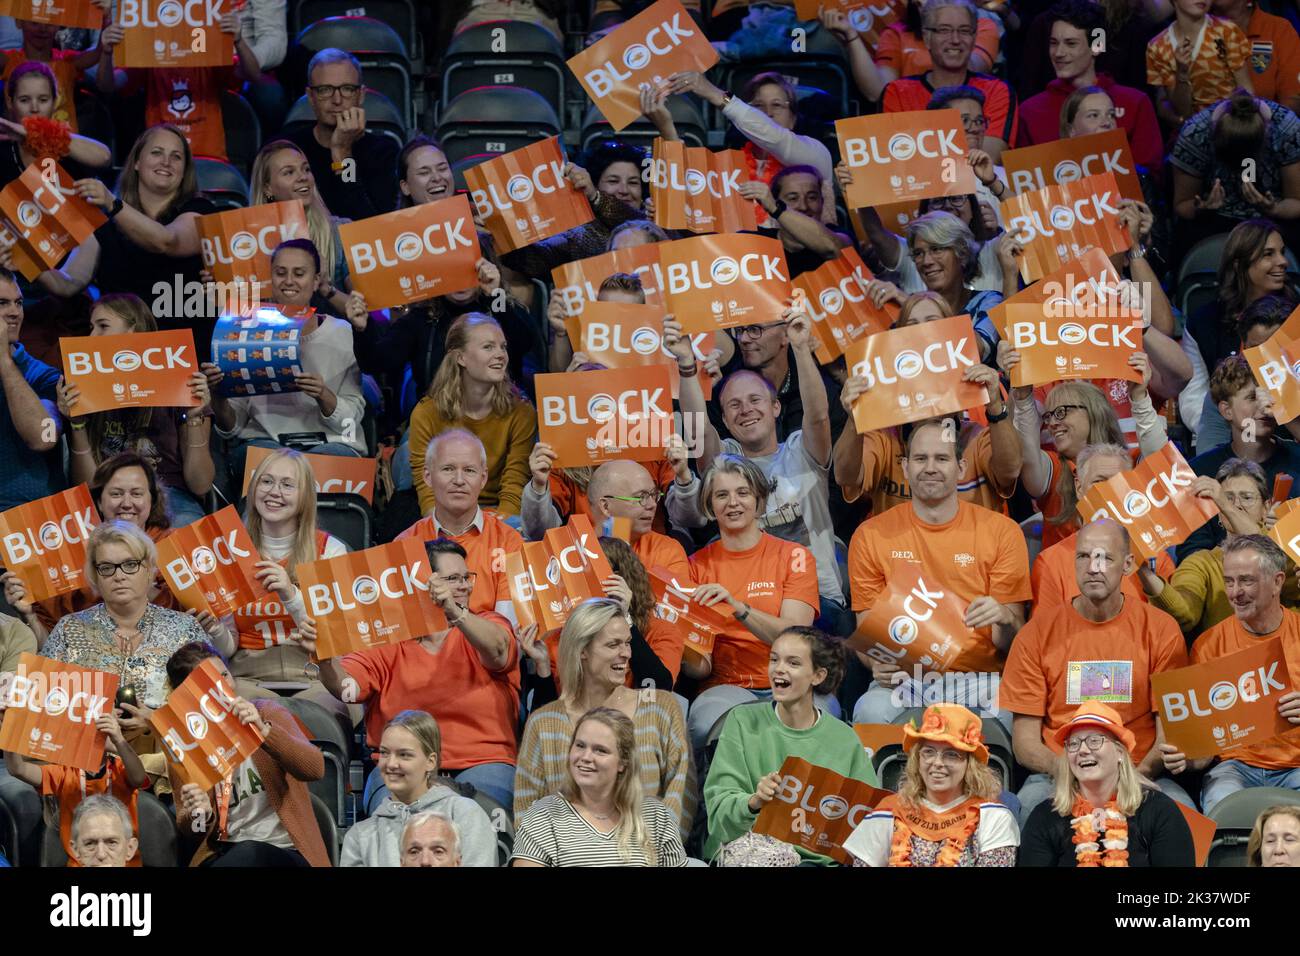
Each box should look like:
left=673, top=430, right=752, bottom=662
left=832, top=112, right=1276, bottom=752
left=841, top=796, right=1019, bottom=866
left=225, top=755, right=295, bottom=849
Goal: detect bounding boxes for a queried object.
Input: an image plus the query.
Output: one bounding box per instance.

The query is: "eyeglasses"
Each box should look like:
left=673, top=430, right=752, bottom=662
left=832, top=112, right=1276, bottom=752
left=918, top=746, right=968, bottom=765
left=926, top=196, right=969, bottom=212
left=1223, top=492, right=1261, bottom=505
left=749, top=100, right=793, bottom=112
left=909, top=244, right=955, bottom=261
left=439, top=572, right=477, bottom=587
left=924, top=25, right=976, bottom=39
left=95, top=559, right=144, bottom=579
left=961, top=115, right=988, bottom=131
left=309, top=83, right=362, bottom=99
left=734, top=320, right=789, bottom=340
left=603, top=490, right=664, bottom=510
left=257, top=475, right=299, bottom=494
left=1065, top=733, right=1112, bottom=754
left=1044, top=403, right=1087, bottom=423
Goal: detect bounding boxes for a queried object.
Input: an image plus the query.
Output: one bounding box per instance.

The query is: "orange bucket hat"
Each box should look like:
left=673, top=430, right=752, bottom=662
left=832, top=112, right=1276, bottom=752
left=902, top=704, right=989, bottom=764
left=1051, top=702, right=1138, bottom=755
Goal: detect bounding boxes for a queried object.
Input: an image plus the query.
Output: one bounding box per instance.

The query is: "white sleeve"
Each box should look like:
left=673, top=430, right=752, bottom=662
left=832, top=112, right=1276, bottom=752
left=840, top=811, right=893, bottom=867
left=975, top=803, right=1020, bottom=854
left=721, top=98, right=833, bottom=180
left=321, top=535, right=350, bottom=557
left=1177, top=329, right=1209, bottom=436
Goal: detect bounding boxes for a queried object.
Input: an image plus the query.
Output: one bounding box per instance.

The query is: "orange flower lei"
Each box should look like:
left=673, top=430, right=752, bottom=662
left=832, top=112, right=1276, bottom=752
left=887, top=802, right=982, bottom=867
left=1070, top=797, right=1129, bottom=867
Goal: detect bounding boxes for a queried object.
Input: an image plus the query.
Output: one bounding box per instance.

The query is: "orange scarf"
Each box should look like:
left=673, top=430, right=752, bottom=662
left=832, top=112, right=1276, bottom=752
left=743, top=140, right=781, bottom=227
left=879, top=794, right=983, bottom=866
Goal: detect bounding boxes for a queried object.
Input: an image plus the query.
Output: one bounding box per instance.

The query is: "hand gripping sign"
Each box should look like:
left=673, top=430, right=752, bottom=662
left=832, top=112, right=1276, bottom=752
left=0, top=485, right=100, bottom=602
left=0, top=0, right=104, bottom=29
left=1000, top=171, right=1132, bottom=282
left=795, top=0, right=908, bottom=46
left=116, top=0, right=235, bottom=69
left=568, top=0, right=718, bottom=131
left=464, top=136, right=594, bottom=254
left=835, top=109, right=976, bottom=208
left=150, top=658, right=265, bottom=790
left=535, top=364, right=675, bottom=468
left=505, top=516, right=613, bottom=634
left=849, top=566, right=974, bottom=673
left=1152, top=638, right=1296, bottom=761
left=647, top=565, right=730, bottom=659
left=842, top=314, right=988, bottom=434
left=1002, top=302, right=1143, bottom=388
left=792, top=247, right=897, bottom=364
left=1077, top=441, right=1219, bottom=562
left=0, top=654, right=118, bottom=772
left=157, top=507, right=272, bottom=618
left=986, top=246, right=1122, bottom=339
left=565, top=299, right=712, bottom=400
left=1245, top=302, right=1300, bottom=425
left=647, top=138, right=756, bottom=234
left=197, top=200, right=308, bottom=289
left=211, top=305, right=309, bottom=397
left=658, top=232, right=792, bottom=334
left=242, top=445, right=379, bottom=504
left=0, top=161, right=107, bottom=280
left=339, top=194, right=481, bottom=310
left=552, top=243, right=666, bottom=318
left=297, top=538, right=443, bottom=660
left=753, top=756, right=890, bottom=864
left=1002, top=129, right=1143, bottom=204
left=60, top=329, right=200, bottom=414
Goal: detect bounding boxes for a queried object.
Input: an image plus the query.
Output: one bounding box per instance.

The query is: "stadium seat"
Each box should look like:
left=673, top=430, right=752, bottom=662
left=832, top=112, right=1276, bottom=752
left=449, top=776, right=515, bottom=867
left=436, top=86, right=563, bottom=167
left=316, top=493, right=375, bottom=551
left=74, top=88, right=116, bottom=164
left=578, top=97, right=709, bottom=155
left=278, top=696, right=352, bottom=828
left=0, top=796, right=18, bottom=867
left=40, top=791, right=178, bottom=867
left=290, top=0, right=421, bottom=64
left=441, top=20, right=566, bottom=118
left=195, top=157, right=250, bottom=211
left=311, top=793, right=340, bottom=865
left=219, top=89, right=263, bottom=177
left=450, top=152, right=493, bottom=195
left=1206, top=786, right=1300, bottom=867
left=296, top=17, right=414, bottom=129
left=1020, top=513, right=1043, bottom=567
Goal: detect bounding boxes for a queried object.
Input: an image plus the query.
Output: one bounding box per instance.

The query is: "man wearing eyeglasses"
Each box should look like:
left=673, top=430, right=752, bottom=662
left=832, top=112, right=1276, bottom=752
left=282, top=48, right=399, bottom=220
left=1001, top=517, right=1192, bottom=824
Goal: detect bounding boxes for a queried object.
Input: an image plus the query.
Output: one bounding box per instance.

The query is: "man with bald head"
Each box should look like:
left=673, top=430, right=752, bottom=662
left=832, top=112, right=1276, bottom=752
left=1001, top=517, right=1191, bottom=823
left=400, top=812, right=464, bottom=868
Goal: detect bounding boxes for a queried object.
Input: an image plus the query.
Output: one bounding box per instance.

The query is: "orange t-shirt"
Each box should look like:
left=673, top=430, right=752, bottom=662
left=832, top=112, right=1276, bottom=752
left=874, top=20, right=1001, bottom=77
left=41, top=758, right=142, bottom=867
left=848, top=499, right=1032, bottom=673
left=1147, top=15, right=1251, bottom=111
left=1001, top=597, right=1187, bottom=761
left=1031, top=530, right=1176, bottom=612
left=1245, top=7, right=1300, bottom=106
left=1191, top=610, right=1300, bottom=770
left=1, top=49, right=80, bottom=132
left=548, top=459, right=677, bottom=534
left=397, top=510, right=522, bottom=619
left=235, top=531, right=333, bottom=650
left=143, top=68, right=230, bottom=161
left=688, top=533, right=819, bottom=690
left=634, top=529, right=691, bottom=584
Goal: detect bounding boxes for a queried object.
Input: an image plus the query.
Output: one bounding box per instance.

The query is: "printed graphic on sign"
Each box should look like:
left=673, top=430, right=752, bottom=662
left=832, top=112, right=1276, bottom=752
left=339, top=194, right=480, bottom=310
left=506, top=516, right=613, bottom=634
left=794, top=0, right=907, bottom=45
left=157, top=507, right=271, bottom=617
left=850, top=565, right=973, bottom=672
left=987, top=246, right=1121, bottom=338
left=1000, top=171, right=1132, bottom=281
left=1002, top=129, right=1143, bottom=202
left=0, top=485, right=100, bottom=602
left=117, top=0, right=235, bottom=69
left=0, top=654, right=118, bottom=772
left=843, top=314, right=988, bottom=434
left=752, top=756, right=889, bottom=863
left=211, top=305, right=309, bottom=397
left=552, top=243, right=666, bottom=318
left=464, top=137, right=594, bottom=253
left=535, top=365, right=674, bottom=468
left=648, top=138, right=756, bottom=234
left=0, top=162, right=106, bottom=280
left=792, top=247, right=897, bottom=364
left=0, top=0, right=103, bottom=29
left=1002, top=302, right=1143, bottom=387
left=1078, top=441, right=1219, bottom=562
left=835, top=110, right=976, bottom=208
left=1153, top=638, right=1295, bottom=760
left=565, top=299, right=712, bottom=400
left=1245, top=301, right=1300, bottom=425
left=242, top=446, right=379, bottom=504
left=1066, top=660, right=1134, bottom=704
left=296, top=538, right=442, bottom=659
left=197, top=200, right=308, bottom=289
left=567, top=0, right=718, bottom=131
left=60, top=329, right=200, bottom=414
left=150, top=658, right=265, bottom=790
left=659, top=232, right=791, bottom=333
left=647, top=564, right=730, bottom=658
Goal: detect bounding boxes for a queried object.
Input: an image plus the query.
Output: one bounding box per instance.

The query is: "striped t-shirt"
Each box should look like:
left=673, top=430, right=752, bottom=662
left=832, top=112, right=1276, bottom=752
left=510, top=795, right=688, bottom=867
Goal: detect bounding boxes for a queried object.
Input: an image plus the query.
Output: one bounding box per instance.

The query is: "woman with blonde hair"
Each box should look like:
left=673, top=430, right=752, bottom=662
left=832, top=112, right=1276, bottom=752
left=512, top=706, right=687, bottom=867
left=1248, top=805, right=1300, bottom=867
left=1018, top=703, right=1194, bottom=866
left=844, top=704, right=1018, bottom=867
left=514, top=597, right=694, bottom=839
left=407, top=313, right=536, bottom=519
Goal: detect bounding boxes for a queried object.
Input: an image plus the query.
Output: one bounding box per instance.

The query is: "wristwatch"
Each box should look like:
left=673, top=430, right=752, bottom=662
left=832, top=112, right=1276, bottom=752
left=770, top=199, right=788, bottom=220
left=985, top=406, right=1009, bottom=424
left=107, top=197, right=124, bottom=219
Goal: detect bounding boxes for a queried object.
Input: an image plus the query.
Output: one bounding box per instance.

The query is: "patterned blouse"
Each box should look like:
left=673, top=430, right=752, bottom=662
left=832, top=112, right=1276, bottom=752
left=41, top=604, right=207, bottom=709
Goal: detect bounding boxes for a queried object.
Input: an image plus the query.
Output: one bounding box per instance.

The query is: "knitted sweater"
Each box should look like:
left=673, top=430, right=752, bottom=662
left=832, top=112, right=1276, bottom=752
left=513, top=692, right=696, bottom=840
left=704, top=701, right=877, bottom=865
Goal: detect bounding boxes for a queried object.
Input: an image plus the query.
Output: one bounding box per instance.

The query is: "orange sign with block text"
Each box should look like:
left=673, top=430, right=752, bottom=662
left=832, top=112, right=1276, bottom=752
left=1246, top=302, right=1300, bottom=425
left=197, top=200, right=309, bottom=288
left=0, top=162, right=106, bottom=280
left=987, top=246, right=1122, bottom=339
left=552, top=243, right=666, bottom=317
left=339, top=194, right=480, bottom=309
left=836, top=110, right=976, bottom=208
left=853, top=723, right=906, bottom=761
left=60, top=329, right=200, bottom=414
left=843, top=314, right=988, bottom=434
left=659, top=232, right=791, bottom=333
left=568, top=0, right=718, bottom=131
left=1078, top=442, right=1219, bottom=562
left=1002, top=129, right=1143, bottom=203
left=535, top=365, right=674, bottom=468
left=648, top=565, right=731, bottom=659
left=794, top=0, right=908, bottom=45
left=565, top=299, right=712, bottom=400
left=297, top=539, right=443, bottom=660
left=464, top=137, right=594, bottom=253
left=0, top=0, right=103, bottom=29
left=753, top=757, right=890, bottom=863
left=1000, top=171, right=1132, bottom=282
left=793, top=247, right=897, bottom=364
left=0, top=486, right=100, bottom=603
left=242, top=445, right=379, bottom=504
left=1152, top=638, right=1295, bottom=761
left=0, top=654, right=119, bottom=772
left=150, top=658, right=265, bottom=790
left=850, top=565, right=974, bottom=672
left=1002, top=302, right=1143, bottom=388
left=648, top=138, right=756, bottom=234
left=116, top=0, right=235, bottom=68
left=505, top=516, right=613, bottom=634
left=157, top=507, right=271, bottom=618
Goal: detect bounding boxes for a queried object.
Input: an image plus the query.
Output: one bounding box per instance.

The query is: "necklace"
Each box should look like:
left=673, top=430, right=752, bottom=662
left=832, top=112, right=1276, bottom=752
left=1070, top=797, right=1130, bottom=867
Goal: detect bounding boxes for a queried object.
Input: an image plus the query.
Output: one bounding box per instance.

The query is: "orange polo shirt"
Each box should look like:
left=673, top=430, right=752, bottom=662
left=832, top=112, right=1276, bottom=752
left=1031, top=530, right=1176, bottom=612
left=397, top=509, right=522, bottom=620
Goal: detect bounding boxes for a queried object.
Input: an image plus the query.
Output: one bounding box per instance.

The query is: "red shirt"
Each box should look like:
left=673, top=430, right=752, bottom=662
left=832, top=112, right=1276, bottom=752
left=883, top=71, right=1018, bottom=145
left=1016, top=73, right=1165, bottom=171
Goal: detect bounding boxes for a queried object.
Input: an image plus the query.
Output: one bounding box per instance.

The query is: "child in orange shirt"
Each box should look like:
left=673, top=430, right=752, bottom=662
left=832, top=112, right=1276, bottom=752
left=1147, top=0, right=1252, bottom=126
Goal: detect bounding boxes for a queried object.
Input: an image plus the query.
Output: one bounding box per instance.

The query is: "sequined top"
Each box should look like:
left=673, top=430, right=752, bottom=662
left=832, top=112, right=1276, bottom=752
left=41, top=604, right=206, bottom=708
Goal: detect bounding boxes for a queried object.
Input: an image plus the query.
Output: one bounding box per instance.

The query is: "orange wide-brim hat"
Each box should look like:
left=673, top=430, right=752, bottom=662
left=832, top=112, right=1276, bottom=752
left=1051, top=702, right=1138, bottom=755
left=901, top=704, right=989, bottom=764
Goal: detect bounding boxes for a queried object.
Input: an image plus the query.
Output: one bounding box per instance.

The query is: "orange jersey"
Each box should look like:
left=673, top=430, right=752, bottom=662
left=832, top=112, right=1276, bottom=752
left=235, top=531, right=332, bottom=650
left=42, top=758, right=142, bottom=867
left=396, top=510, right=522, bottom=619
left=1032, top=530, right=1176, bottom=611
left=143, top=67, right=230, bottom=160
left=848, top=500, right=1032, bottom=673
left=1191, top=610, right=1300, bottom=769
left=689, top=533, right=819, bottom=690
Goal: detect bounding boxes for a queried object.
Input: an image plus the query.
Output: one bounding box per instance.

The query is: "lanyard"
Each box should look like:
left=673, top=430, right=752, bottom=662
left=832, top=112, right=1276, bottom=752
left=213, top=778, right=233, bottom=839
left=79, top=760, right=112, bottom=799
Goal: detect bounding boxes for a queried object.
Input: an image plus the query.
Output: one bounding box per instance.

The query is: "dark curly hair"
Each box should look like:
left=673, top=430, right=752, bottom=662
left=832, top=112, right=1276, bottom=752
left=777, top=626, right=847, bottom=696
